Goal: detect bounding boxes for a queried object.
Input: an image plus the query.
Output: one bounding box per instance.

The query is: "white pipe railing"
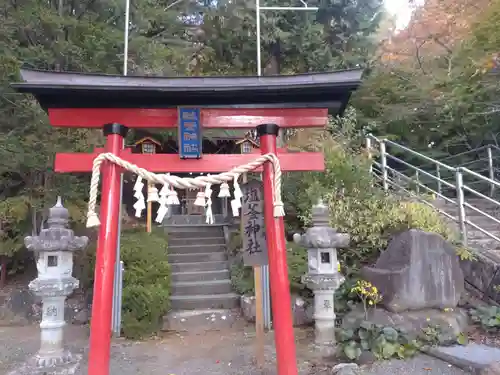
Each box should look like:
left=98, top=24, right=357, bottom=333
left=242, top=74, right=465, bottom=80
left=366, top=134, right=500, bottom=249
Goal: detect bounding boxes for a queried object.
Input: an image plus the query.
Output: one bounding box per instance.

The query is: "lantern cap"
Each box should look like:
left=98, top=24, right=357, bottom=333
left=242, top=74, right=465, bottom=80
left=311, top=198, right=329, bottom=227
left=48, top=196, right=70, bottom=228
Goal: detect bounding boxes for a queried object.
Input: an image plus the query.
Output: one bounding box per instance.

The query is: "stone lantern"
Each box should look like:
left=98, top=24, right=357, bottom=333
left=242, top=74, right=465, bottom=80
left=14, top=197, right=88, bottom=375
left=294, top=199, right=349, bottom=357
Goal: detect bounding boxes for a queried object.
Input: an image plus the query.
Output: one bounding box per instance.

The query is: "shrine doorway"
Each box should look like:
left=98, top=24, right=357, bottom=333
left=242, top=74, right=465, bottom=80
left=164, top=173, right=231, bottom=225
left=182, top=189, right=204, bottom=215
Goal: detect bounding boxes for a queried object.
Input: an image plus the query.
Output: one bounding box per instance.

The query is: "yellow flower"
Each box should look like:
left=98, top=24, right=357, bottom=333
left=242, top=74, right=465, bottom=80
left=372, top=286, right=378, bottom=293
left=368, top=300, right=374, bottom=305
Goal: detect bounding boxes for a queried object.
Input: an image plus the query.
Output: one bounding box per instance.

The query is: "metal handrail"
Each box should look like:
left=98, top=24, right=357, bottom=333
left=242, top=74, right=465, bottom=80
left=438, top=144, right=500, bottom=163
left=367, top=135, right=456, bottom=171
left=418, top=143, right=500, bottom=170
left=366, top=134, right=500, bottom=250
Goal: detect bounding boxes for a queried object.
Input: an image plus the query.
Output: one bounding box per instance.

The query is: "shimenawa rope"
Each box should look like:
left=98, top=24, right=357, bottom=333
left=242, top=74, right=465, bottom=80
left=86, top=152, right=284, bottom=228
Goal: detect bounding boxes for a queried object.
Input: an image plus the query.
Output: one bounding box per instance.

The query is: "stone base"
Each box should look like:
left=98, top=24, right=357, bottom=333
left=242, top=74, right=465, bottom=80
left=426, top=344, right=500, bottom=374
left=8, top=351, right=82, bottom=375
left=342, top=306, right=468, bottom=344
left=314, top=342, right=337, bottom=358
left=162, top=309, right=239, bottom=332
left=240, top=294, right=313, bottom=326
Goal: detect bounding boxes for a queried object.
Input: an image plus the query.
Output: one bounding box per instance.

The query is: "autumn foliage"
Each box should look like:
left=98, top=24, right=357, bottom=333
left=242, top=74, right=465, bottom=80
left=380, top=0, right=492, bottom=66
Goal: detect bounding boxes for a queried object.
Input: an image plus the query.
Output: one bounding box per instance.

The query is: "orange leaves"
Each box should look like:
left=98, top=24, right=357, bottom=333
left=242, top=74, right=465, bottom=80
left=378, top=0, right=493, bottom=68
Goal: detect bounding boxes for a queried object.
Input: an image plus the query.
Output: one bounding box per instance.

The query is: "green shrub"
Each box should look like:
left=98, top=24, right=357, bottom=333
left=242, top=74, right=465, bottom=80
left=286, top=241, right=310, bottom=297
left=325, top=193, right=457, bottom=271
left=78, top=227, right=170, bottom=339
left=227, top=230, right=242, bottom=255
left=337, top=323, right=419, bottom=360
left=232, top=127, right=460, bottom=297
left=470, top=305, right=500, bottom=332
left=230, top=262, right=254, bottom=295
left=284, top=134, right=459, bottom=272
left=336, top=320, right=465, bottom=361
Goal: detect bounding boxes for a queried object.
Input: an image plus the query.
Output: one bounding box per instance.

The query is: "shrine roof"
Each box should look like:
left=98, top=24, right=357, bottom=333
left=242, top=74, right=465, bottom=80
left=12, top=68, right=363, bottom=115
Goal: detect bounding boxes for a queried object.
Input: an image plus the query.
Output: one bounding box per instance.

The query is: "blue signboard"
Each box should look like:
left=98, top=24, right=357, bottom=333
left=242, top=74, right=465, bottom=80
left=178, top=107, right=202, bottom=159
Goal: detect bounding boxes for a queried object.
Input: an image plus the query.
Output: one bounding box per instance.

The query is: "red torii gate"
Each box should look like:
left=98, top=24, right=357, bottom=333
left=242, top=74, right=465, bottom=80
left=12, top=68, right=362, bottom=375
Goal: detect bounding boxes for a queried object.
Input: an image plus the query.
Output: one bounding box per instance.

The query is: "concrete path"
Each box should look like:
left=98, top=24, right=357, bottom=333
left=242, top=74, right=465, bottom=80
left=0, top=325, right=471, bottom=375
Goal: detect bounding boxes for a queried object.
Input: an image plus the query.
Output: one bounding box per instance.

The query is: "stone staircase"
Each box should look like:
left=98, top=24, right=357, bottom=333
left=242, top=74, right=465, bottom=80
left=433, top=197, right=500, bottom=304
left=163, top=224, right=240, bottom=331
left=435, top=198, right=500, bottom=253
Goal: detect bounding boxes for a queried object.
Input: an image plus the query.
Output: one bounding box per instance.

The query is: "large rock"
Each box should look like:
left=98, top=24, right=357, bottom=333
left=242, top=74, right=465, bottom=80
left=361, top=230, right=464, bottom=313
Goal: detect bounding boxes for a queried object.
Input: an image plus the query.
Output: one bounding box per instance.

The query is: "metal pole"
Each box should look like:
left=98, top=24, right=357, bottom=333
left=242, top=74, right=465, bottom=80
left=415, top=170, right=420, bottom=194
left=260, top=6, right=318, bottom=10
left=256, top=0, right=262, bottom=76
left=456, top=168, right=467, bottom=246
left=488, top=146, right=494, bottom=197
left=111, top=0, right=130, bottom=338
left=123, top=0, right=130, bottom=76
left=436, top=165, right=442, bottom=195
left=262, top=263, right=271, bottom=329
left=366, top=137, right=372, bottom=174
left=111, top=140, right=124, bottom=337
left=116, top=260, right=124, bottom=335
left=380, top=140, right=388, bottom=192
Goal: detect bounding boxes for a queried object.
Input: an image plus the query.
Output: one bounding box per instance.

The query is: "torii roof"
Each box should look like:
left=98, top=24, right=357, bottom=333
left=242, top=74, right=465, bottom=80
left=12, top=68, right=363, bottom=115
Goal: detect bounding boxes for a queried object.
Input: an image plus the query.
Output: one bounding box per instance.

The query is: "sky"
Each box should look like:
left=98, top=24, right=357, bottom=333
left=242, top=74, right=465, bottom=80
left=384, top=0, right=418, bottom=30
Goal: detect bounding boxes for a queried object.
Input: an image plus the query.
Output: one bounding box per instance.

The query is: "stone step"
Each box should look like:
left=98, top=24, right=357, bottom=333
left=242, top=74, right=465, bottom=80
left=465, top=213, right=500, bottom=221
left=169, top=237, right=225, bottom=246
left=168, top=252, right=227, bottom=263
left=449, top=219, right=499, bottom=229
left=171, top=270, right=230, bottom=283
left=168, top=244, right=226, bottom=255
left=166, top=226, right=224, bottom=237
left=170, top=293, right=240, bottom=310
left=467, top=244, right=500, bottom=253
left=465, top=213, right=500, bottom=220
left=465, top=202, right=500, bottom=210
left=465, top=230, right=500, bottom=239
left=440, top=207, right=500, bottom=217
left=436, top=198, right=500, bottom=208
left=162, top=309, right=239, bottom=332
left=171, top=279, right=233, bottom=296
left=170, top=261, right=229, bottom=273
left=467, top=237, right=500, bottom=247
left=465, top=223, right=500, bottom=232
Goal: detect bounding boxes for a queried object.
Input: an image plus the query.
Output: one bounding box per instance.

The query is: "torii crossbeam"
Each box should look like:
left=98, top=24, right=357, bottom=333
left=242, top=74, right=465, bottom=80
left=12, top=68, right=362, bottom=375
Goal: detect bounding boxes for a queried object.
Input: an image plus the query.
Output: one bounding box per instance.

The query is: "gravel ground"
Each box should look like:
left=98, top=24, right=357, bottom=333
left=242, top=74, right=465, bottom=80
left=361, top=355, right=471, bottom=375
left=0, top=324, right=471, bottom=375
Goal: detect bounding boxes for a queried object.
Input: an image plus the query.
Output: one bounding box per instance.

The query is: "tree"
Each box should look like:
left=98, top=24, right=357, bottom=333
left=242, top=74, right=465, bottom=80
left=0, top=0, right=197, bottom=268
left=192, top=0, right=383, bottom=75
left=0, top=0, right=385, bottom=279
left=353, top=0, right=500, bottom=158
